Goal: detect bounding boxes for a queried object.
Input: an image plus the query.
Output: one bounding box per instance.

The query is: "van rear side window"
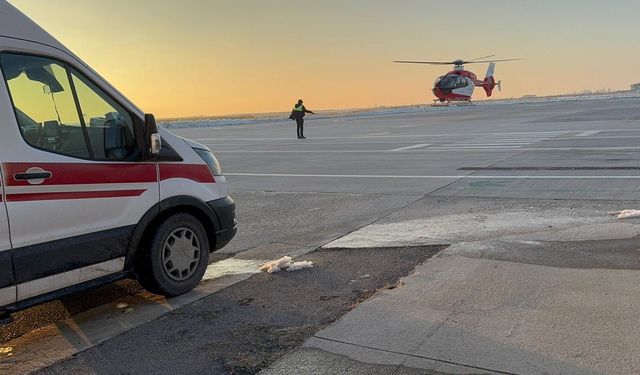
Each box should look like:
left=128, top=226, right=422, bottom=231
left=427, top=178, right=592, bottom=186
left=0, top=53, right=139, bottom=161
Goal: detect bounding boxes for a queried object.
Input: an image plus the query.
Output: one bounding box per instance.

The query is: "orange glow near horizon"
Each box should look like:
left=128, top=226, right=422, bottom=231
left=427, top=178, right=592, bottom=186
left=9, top=0, right=640, bottom=118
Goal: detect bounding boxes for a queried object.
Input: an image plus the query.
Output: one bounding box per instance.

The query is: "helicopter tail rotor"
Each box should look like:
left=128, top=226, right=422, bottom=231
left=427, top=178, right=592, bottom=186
left=482, top=62, right=499, bottom=97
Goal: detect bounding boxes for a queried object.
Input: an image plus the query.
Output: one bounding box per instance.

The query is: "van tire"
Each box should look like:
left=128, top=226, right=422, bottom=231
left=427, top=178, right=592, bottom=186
left=138, top=213, right=209, bottom=297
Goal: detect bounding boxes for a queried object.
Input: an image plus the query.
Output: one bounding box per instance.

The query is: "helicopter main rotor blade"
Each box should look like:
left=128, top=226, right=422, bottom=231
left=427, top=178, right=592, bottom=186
left=464, top=58, right=522, bottom=64
left=468, top=54, right=495, bottom=61
left=393, top=60, right=455, bottom=65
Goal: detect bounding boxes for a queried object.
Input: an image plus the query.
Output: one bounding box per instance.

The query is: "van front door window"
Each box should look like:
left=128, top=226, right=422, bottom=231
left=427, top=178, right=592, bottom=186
left=0, top=54, right=90, bottom=158
left=71, top=70, right=137, bottom=160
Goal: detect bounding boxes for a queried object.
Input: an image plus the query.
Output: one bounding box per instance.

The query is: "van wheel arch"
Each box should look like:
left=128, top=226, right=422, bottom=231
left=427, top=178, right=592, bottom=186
left=125, top=196, right=220, bottom=273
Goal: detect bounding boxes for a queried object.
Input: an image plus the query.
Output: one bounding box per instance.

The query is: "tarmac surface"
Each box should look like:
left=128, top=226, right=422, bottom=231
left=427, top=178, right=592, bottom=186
left=3, top=97, right=640, bottom=374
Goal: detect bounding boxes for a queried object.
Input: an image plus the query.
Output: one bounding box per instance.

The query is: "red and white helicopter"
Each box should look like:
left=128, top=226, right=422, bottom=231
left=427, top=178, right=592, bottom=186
left=394, top=55, right=519, bottom=106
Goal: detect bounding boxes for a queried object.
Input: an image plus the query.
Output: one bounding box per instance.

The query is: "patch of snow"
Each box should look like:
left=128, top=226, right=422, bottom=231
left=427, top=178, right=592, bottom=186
left=286, top=261, right=314, bottom=272
left=610, top=209, right=640, bottom=219
left=259, top=256, right=314, bottom=273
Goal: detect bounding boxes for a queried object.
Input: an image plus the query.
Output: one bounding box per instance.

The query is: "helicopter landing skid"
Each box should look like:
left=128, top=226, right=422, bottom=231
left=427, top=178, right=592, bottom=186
left=432, top=99, right=474, bottom=107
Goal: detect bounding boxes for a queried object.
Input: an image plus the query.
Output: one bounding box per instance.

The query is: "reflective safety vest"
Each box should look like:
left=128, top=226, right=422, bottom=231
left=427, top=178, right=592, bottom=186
left=293, top=104, right=304, bottom=111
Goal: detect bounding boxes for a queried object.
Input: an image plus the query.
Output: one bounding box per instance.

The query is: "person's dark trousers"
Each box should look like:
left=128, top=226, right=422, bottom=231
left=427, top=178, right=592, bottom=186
left=296, top=118, right=304, bottom=138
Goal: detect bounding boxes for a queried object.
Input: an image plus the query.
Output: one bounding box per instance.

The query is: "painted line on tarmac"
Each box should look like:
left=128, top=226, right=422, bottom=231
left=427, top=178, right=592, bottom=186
left=194, top=129, right=640, bottom=143
left=388, top=143, right=431, bottom=152
left=436, top=145, right=522, bottom=149
left=216, top=146, right=640, bottom=154
left=202, top=258, right=264, bottom=280
left=225, top=173, right=640, bottom=179
left=577, top=130, right=601, bottom=137
left=193, top=131, right=574, bottom=142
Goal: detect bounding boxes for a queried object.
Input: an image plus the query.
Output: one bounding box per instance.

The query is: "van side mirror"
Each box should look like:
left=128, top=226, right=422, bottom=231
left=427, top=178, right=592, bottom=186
left=145, top=113, right=161, bottom=156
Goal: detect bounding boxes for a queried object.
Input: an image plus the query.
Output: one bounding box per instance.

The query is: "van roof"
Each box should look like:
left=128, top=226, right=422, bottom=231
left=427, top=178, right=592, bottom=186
left=0, top=1, right=69, bottom=54
left=0, top=1, right=144, bottom=116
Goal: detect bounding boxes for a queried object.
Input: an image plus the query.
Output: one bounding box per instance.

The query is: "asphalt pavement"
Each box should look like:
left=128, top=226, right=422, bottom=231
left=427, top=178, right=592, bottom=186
left=3, top=97, right=640, bottom=374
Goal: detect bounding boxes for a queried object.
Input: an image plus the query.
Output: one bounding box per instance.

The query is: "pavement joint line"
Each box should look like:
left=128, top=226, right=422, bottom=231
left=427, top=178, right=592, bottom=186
left=225, top=173, right=640, bottom=179
left=309, top=336, right=516, bottom=375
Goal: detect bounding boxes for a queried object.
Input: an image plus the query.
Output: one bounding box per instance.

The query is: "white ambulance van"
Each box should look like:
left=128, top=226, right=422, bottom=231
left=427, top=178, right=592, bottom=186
left=0, top=1, right=236, bottom=316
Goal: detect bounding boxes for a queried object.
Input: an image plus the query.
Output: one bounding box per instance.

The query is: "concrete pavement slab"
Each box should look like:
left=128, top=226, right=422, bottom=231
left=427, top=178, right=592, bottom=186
left=302, top=255, right=640, bottom=374
left=324, top=197, right=640, bottom=249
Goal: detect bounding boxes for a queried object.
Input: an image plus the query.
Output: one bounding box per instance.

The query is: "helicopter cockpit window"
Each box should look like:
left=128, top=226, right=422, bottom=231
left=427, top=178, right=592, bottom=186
left=438, top=75, right=460, bottom=89
left=1, top=53, right=90, bottom=158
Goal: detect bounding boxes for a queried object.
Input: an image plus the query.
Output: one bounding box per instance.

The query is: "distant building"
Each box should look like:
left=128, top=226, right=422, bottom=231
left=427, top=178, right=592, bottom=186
left=631, top=83, right=640, bottom=92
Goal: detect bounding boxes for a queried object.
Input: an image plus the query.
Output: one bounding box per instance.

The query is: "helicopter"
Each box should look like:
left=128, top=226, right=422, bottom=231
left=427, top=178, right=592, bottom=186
left=393, top=55, right=520, bottom=106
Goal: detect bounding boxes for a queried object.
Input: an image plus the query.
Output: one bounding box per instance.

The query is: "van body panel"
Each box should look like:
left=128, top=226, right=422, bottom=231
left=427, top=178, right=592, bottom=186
left=5, top=161, right=160, bottom=301
left=2, top=162, right=159, bottom=249
left=0, top=2, right=66, bottom=52
left=0, top=166, right=16, bottom=307
left=158, top=131, right=221, bottom=201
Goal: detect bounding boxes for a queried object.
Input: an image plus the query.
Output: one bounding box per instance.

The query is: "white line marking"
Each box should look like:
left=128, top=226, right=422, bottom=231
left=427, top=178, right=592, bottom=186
left=202, top=258, right=265, bottom=280
left=192, top=131, right=574, bottom=142
left=366, top=132, right=391, bottom=136
left=389, top=143, right=431, bottom=152
left=444, top=143, right=528, bottom=146
left=435, top=146, right=522, bottom=149
left=577, top=130, right=601, bottom=137
left=216, top=146, right=640, bottom=154
left=225, top=172, right=640, bottom=180
left=476, top=139, right=549, bottom=142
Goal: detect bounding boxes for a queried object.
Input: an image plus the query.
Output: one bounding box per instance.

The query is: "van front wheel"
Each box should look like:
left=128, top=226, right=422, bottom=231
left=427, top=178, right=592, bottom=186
left=139, top=213, right=209, bottom=296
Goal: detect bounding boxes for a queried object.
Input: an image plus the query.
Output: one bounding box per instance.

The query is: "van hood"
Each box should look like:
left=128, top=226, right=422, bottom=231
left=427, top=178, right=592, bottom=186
left=180, top=137, right=210, bottom=151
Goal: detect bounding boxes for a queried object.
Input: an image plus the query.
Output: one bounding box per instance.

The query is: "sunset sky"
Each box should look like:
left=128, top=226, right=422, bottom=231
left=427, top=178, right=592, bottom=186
left=9, top=0, right=640, bottom=118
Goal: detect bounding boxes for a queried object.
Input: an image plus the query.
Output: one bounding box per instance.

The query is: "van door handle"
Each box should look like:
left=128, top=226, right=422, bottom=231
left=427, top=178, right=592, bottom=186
left=14, top=171, right=53, bottom=181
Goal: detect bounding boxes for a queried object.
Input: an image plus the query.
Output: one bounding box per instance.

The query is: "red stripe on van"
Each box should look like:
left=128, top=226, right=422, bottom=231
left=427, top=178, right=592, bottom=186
left=2, top=163, right=157, bottom=186
left=6, top=189, right=146, bottom=202
left=159, top=164, right=215, bottom=183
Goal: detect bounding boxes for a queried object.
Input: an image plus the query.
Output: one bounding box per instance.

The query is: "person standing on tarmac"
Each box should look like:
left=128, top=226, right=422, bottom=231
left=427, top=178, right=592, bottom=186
left=291, top=99, right=314, bottom=139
